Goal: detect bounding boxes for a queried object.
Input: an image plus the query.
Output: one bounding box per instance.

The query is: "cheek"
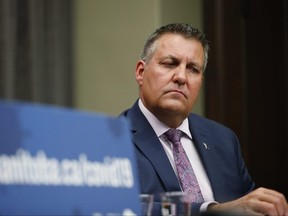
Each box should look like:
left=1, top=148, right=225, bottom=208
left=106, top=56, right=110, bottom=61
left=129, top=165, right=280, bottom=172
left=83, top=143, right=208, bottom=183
left=145, top=74, right=166, bottom=91
left=188, top=81, right=202, bottom=98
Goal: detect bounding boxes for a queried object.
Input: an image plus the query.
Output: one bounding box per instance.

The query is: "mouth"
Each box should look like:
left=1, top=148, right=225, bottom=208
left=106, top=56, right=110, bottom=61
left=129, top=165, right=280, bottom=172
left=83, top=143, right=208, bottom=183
left=167, top=90, right=187, bottom=98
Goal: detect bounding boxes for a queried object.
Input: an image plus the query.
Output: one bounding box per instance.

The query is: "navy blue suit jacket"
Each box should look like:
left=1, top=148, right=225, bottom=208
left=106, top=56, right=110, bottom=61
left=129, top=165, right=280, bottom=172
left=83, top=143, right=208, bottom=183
left=121, top=100, right=255, bottom=214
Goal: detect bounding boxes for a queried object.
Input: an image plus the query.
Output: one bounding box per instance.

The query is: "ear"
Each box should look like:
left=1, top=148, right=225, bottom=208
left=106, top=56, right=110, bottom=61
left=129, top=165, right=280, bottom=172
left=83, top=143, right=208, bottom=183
left=135, top=60, right=145, bottom=86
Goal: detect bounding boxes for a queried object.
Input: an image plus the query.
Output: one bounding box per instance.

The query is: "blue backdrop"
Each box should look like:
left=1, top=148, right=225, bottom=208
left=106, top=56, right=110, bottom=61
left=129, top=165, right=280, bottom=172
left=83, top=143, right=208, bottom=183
left=0, top=101, right=141, bottom=215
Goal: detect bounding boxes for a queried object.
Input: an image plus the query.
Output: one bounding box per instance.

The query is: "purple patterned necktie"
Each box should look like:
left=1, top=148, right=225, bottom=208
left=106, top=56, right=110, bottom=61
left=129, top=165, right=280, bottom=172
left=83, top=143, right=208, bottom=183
left=164, top=128, right=204, bottom=203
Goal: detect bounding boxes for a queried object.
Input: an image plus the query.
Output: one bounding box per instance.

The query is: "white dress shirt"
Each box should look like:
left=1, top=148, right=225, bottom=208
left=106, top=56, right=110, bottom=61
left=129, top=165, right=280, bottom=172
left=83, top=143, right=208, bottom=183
left=138, top=99, right=216, bottom=211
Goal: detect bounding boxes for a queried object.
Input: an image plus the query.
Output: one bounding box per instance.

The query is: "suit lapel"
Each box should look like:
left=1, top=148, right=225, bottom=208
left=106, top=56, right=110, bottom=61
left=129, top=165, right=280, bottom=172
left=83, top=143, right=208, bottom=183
left=188, top=115, right=226, bottom=199
left=126, top=101, right=181, bottom=192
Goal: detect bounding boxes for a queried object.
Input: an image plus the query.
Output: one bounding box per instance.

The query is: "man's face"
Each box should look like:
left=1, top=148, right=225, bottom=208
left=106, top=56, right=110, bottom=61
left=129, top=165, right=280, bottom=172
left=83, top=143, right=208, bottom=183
left=136, top=33, right=204, bottom=126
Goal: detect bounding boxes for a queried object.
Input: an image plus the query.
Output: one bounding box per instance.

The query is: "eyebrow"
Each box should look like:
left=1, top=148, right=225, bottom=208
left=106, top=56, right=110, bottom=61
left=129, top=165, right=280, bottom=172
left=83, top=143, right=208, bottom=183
left=161, top=55, right=202, bottom=69
left=161, top=55, right=178, bottom=61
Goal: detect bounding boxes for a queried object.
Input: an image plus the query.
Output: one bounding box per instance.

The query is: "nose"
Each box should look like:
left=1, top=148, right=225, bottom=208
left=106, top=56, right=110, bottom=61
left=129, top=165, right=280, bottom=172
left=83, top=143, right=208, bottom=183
left=173, top=64, right=187, bottom=85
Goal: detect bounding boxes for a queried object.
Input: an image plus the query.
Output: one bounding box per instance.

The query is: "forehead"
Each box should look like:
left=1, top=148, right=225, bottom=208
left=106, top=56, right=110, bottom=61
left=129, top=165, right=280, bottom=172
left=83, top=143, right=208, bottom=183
left=154, top=34, right=204, bottom=60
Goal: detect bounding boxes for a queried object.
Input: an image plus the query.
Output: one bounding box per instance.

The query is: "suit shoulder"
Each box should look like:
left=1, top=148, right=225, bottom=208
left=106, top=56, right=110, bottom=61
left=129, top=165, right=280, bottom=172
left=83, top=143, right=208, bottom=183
left=189, top=113, right=235, bottom=134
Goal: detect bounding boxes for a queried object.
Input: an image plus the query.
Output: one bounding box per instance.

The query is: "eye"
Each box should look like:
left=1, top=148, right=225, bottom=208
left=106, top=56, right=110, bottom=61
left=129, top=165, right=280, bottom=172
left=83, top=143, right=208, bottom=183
left=160, top=61, right=177, bottom=68
left=188, top=66, right=200, bottom=74
left=192, top=67, right=200, bottom=73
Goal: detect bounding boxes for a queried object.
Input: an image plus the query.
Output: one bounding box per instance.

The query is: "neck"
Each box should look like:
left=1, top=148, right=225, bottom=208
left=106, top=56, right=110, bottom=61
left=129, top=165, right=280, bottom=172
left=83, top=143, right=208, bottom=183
left=154, top=110, right=186, bottom=128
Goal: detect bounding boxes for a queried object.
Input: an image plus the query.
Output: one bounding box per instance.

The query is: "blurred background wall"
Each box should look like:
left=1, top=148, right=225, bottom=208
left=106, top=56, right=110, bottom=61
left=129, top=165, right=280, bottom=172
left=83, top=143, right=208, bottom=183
left=0, top=0, right=73, bottom=106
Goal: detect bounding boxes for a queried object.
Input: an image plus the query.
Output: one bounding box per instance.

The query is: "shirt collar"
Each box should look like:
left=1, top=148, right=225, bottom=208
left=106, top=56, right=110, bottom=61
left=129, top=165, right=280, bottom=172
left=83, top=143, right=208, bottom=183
left=138, top=99, right=192, bottom=139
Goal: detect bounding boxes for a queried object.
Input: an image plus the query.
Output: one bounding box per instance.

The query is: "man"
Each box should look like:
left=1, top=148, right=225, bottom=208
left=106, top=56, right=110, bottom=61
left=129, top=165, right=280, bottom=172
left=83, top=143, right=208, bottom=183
left=120, top=23, right=288, bottom=215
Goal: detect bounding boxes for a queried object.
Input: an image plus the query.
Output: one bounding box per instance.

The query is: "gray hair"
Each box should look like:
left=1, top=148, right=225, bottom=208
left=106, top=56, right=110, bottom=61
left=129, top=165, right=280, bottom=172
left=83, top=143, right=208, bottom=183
left=141, top=23, right=210, bottom=71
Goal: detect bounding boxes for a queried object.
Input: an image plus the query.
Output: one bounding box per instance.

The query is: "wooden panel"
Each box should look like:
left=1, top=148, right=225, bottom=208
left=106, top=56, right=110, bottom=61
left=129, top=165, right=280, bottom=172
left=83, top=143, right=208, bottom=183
left=245, top=0, right=287, bottom=194
left=204, top=0, right=288, bottom=196
left=203, top=0, right=249, bottom=160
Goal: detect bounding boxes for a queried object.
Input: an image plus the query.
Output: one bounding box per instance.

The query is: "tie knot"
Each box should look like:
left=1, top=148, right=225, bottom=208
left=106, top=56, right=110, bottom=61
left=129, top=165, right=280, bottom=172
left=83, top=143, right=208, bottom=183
left=164, top=128, right=182, bottom=144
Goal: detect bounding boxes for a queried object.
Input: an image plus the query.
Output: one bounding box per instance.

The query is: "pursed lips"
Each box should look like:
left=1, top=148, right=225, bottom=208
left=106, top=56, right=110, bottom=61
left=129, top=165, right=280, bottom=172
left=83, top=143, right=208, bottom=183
left=166, top=89, right=187, bottom=98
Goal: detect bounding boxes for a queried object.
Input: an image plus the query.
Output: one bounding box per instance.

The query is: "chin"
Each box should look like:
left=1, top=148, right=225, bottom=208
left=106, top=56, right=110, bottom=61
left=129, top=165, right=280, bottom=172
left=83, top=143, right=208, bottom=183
left=162, top=104, right=188, bottom=115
